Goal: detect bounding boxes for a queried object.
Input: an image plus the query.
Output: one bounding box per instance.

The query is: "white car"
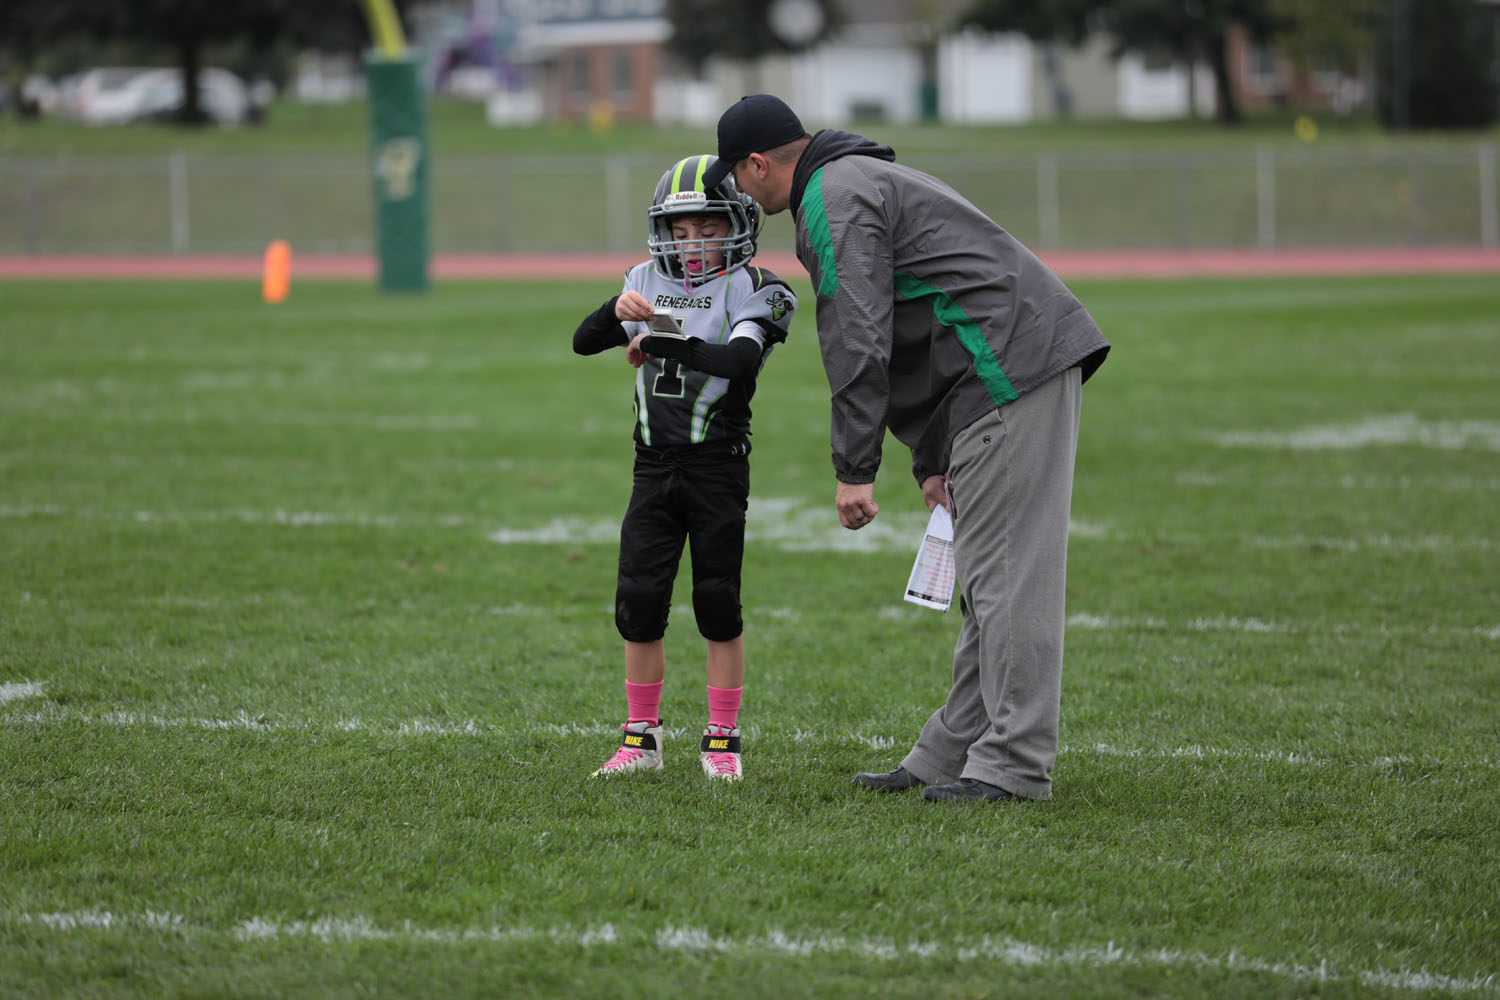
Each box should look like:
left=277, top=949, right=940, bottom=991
left=133, top=67, right=251, bottom=125
left=62, top=66, right=159, bottom=124
left=63, top=66, right=250, bottom=125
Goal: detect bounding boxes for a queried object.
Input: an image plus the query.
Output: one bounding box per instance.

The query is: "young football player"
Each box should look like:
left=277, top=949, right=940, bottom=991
left=572, top=154, right=798, bottom=782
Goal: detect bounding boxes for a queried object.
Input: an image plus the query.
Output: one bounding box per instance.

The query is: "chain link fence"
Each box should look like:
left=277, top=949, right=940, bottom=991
left=2, top=143, right=1495, bottom=255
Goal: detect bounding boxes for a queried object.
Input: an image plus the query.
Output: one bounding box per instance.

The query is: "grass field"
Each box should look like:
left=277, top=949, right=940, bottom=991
left=2, top=275, right=1498, bottom=998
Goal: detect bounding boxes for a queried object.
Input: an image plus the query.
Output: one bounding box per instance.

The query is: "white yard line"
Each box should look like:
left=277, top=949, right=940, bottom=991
left=0, top=504, right=440, bottom=529
left=0, top=680, right=46, bottom=705
left=21, top=407, right=481, bottom=432
left=3, top=910, right=1493, bottom=994
left=1250, top=533, right=1496, bottom=553
left=6, top=499, right=1496, bottom=558
left=1211, top=414, right=1500, bottom=453
left=3, top=706, right=1494, bottom=771
left=0, top=499, right=1104, bottom=554
left=1065, top=612, right=1500, bottom=641
left=1176, top=470, right=1500, bottom=493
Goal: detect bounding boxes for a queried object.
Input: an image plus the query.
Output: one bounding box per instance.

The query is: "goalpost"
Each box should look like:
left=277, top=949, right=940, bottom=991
left=359, top=0, right=429, bottom=292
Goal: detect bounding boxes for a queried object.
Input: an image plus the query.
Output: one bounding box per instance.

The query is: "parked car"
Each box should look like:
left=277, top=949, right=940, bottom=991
left=132, top=67, right=251, bottom=125
left=60, top=66, right=159, bottom=123
left=61, top=66, right=250, bottom=125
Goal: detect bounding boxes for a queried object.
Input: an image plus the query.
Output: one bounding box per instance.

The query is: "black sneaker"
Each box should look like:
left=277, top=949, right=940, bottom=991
left=851, top=765, right=924, bottom=793
left=922, top=777, right=1014, bottom=803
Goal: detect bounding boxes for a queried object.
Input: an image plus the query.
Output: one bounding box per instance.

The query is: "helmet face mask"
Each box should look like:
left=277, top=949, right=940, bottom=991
left=648, top=155, right=761, bottom=286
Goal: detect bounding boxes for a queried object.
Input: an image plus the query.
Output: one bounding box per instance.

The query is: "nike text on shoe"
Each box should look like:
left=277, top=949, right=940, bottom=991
left=851, top=765, right=924, bottom=793
left=700, top=724, right=743, bottom=781
left=591, top=721, right=664, bottom=778
left=921, top=777, right=1014, bottom=803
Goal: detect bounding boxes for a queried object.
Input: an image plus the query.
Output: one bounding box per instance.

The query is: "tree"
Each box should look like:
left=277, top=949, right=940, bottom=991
left=1267, top=0, right=1383, bottom=75
left=961, top=0, right=1095, bottom=46
left=0, top=0, right=123, bottom=117
left=665, top=0, right=843, bottom=75
left=0, top=0, right=385, bottom=124
left=962, top=0, right=1283, bottom=124
left=121, top=0, right=376, bottom=124
left=1374, top=0, right=1498, bottom=129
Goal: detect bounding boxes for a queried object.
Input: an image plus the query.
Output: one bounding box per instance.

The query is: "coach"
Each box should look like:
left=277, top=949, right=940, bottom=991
left=703, top=94, right=1109, bottom=803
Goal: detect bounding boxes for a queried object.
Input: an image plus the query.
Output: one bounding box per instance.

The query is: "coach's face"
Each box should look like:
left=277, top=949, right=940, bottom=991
left=732, top=154, right=789, bottom=216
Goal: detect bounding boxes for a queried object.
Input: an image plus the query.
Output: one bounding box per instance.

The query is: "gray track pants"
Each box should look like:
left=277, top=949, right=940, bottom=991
left=900, top=366, right=1082, bottom=799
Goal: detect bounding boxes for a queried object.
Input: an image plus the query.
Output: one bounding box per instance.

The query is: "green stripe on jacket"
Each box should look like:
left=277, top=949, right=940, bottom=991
left=894, top=271, right=1018, bottom=407
left=802, top=169, right=838, bottom=298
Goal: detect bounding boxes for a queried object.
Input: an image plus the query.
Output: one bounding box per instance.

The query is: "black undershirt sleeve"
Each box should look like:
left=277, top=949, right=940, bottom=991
left=640, top=335, right=762, bottom=379
left=572, top=295, right=629, bottom=355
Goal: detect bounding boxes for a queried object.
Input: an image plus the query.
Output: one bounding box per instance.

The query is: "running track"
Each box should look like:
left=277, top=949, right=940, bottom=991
left=2, top=247, right=1499, bottom=281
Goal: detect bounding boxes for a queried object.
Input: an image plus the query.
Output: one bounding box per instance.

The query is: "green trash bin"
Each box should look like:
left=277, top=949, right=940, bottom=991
left=365, top=55, right=429, bottom=292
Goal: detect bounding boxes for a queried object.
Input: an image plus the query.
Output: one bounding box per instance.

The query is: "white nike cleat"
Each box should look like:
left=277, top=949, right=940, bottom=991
left=590, top=721, right=664, bottom=778
left=699, top=724, right=743, bottom=781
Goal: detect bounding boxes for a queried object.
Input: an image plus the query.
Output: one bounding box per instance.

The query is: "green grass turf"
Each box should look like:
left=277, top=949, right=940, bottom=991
left=1, top=276, right=1497, bottom=998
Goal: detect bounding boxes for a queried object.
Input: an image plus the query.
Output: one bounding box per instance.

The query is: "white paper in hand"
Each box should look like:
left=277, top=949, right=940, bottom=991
left=647, top=308, right=687, bottom=339
left=904, top=503, right=955, bottom=611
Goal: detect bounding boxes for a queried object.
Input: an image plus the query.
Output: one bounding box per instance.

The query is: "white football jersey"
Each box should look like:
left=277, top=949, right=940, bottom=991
left=620, top=262, right=797, bottom=448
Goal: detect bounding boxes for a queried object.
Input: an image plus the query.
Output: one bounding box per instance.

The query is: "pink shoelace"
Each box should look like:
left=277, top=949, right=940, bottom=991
left=601, top=745, right=646, bottom=770
left=702, top=750, right=739, bottom=776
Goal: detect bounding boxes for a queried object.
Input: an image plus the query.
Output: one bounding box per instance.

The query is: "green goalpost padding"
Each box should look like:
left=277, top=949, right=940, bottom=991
left=365, top=55, right=429, bottom=292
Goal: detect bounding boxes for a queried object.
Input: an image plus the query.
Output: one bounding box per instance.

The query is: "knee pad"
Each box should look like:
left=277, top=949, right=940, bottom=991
left=692, top=581, right=743, bottom=642
left=615, top=582, right=668, bottom=643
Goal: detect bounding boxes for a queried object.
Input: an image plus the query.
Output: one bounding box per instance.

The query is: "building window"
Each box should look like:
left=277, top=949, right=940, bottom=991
left=612, top=50, right=633, bottom=102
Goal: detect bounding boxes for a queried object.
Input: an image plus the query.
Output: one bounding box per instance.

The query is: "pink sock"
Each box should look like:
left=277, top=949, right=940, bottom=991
left=625, top=680, right=662, bottom=726
left=706, top=685, right=743, bottom=730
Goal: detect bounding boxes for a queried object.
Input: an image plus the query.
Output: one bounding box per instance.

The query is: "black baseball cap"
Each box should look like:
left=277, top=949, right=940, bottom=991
left=703, top=94, right=807, bottom=189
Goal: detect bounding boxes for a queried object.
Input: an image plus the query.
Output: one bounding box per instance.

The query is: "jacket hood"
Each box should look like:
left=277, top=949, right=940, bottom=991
left=790, top=129, right=896, bottom=216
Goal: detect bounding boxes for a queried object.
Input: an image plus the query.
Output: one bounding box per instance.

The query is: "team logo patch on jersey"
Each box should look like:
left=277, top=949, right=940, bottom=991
left=765, top=289, right=793, bottom=322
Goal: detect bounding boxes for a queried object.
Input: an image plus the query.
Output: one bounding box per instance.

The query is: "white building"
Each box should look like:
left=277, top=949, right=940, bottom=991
left=407, top=0, right=1226, bottom=127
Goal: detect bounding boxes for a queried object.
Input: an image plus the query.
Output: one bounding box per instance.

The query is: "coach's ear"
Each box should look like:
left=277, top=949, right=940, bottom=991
left=743, top=152, right=771, bottom=182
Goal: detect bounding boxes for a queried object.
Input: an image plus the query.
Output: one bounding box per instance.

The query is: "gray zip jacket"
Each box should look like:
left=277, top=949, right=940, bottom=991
left=790, top=130, right=1109, bottom=484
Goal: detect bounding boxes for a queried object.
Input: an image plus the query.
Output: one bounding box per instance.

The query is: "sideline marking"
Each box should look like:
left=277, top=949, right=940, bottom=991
left=4, top=909, right=1494, bottom=994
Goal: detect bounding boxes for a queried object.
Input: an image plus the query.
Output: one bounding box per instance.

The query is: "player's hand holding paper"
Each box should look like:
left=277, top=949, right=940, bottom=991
left=904, top=503, right=955, bottom=611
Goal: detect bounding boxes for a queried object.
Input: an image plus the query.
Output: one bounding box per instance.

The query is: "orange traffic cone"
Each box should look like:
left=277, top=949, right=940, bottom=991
left=262, top=239, right=291, bottom=303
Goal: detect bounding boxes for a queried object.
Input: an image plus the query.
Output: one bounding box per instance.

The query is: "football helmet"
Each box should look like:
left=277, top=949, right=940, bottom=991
left=647, top=154, right=761, bottom=286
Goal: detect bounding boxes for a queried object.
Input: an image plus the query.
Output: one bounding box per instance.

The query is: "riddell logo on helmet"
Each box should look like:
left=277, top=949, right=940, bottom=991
left=666, top=191, right=708, bottom=209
